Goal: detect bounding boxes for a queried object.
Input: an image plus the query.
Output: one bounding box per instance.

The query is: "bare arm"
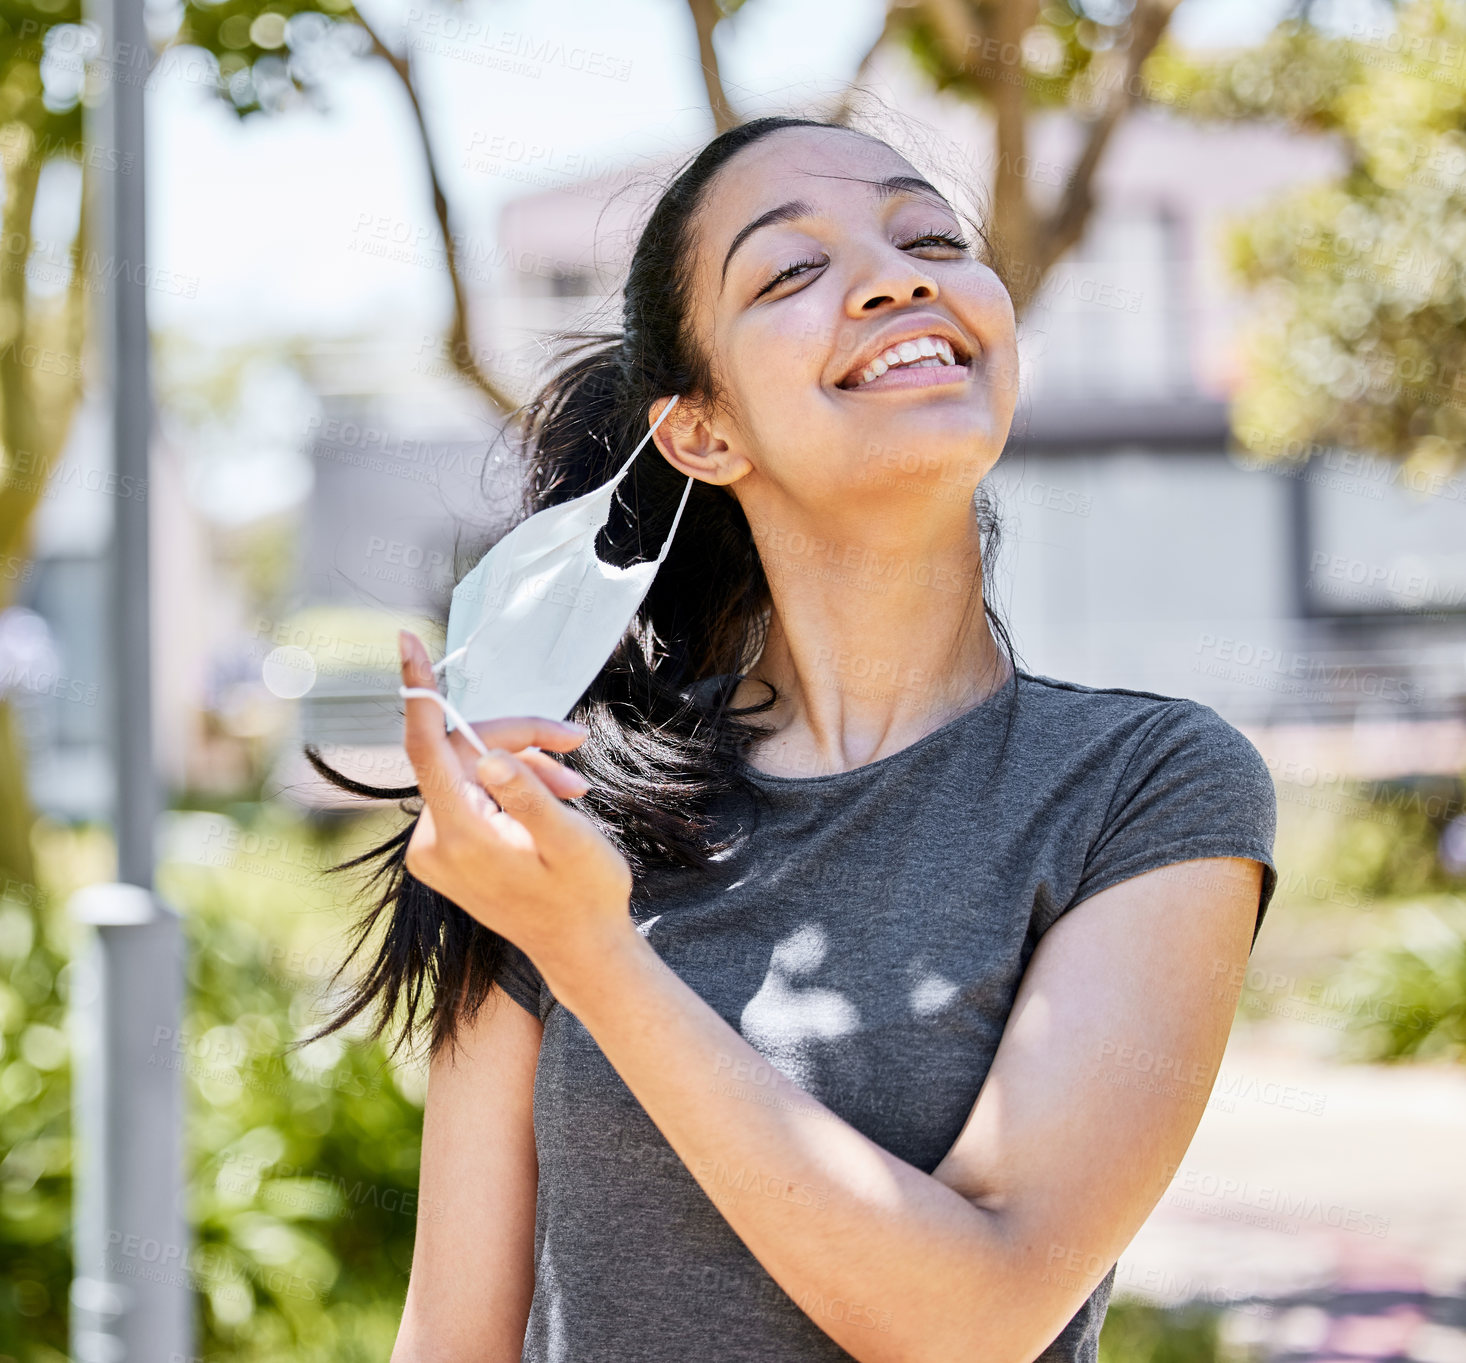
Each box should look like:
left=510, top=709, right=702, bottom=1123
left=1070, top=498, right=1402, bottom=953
left=391, top=983, right=542, bottom=1363
left=535, top=855, right=1262, bottom=1363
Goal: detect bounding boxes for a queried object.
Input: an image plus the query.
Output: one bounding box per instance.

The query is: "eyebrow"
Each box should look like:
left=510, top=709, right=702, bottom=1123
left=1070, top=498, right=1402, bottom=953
left=719, top=174, right=953, bottom=288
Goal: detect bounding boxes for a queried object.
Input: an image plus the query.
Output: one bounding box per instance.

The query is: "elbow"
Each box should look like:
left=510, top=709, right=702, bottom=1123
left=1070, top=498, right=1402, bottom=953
left=909, top=1207, right=1096, bottom=1363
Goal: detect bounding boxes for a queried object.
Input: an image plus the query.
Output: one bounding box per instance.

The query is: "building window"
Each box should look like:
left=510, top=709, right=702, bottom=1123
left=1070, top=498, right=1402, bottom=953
left=1019, top=206, right=1188, bottom=402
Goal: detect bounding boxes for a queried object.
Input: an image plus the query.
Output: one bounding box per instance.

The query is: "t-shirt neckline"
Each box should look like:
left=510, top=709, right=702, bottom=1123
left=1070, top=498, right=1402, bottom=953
left=729, top=667, right=1025, bottom=787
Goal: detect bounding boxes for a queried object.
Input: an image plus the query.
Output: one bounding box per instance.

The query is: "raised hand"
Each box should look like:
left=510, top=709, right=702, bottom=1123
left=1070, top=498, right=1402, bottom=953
left=397, top=628, right=635, bottom=973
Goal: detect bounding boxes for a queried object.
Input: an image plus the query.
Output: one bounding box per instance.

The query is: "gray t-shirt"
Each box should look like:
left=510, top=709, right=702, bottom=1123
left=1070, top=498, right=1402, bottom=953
left=489, top=669, right=1278, bottom=1362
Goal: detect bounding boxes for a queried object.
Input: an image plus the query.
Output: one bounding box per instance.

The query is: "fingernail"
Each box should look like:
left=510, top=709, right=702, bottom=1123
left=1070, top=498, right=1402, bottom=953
left=479, top=749, right=514, bottom=783
left=559, top=720, right=590, bottom=734
left=398, top=630, right=411, bottom=666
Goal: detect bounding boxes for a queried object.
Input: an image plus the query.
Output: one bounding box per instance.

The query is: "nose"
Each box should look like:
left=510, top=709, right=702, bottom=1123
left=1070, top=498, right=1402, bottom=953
left=843, top=243, right=940, bottom=315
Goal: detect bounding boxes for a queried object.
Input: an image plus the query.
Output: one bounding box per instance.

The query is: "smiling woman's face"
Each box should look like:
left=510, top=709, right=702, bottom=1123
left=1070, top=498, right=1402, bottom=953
left=681, top=125, right=1020, bottom=514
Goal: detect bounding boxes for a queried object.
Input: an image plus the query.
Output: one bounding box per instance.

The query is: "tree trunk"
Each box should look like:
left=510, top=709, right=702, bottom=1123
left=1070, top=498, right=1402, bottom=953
left=0, top=121, right=91, bottom=885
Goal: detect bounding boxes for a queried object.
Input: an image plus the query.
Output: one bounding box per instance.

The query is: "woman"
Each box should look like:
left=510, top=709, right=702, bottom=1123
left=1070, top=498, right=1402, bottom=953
left=305, top=114, right=1277, bottom=1363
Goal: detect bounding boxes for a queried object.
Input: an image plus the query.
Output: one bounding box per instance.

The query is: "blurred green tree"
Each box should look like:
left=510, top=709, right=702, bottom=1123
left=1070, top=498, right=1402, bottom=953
left=0, top=0, right=91, bottom=886
left=171, top=822, right=425, bottom=1361
left=1147, top=0, right=1466, bottom=476
left=0, top=6, right=99, bottom=1349
left=844, top=0, right=1194, bottom=313
left=1098, top=1297, right=1235, bottom=1362
left=0, top=874, right=70, bottom=1363
left=1, top=809, right=431, bottom=1362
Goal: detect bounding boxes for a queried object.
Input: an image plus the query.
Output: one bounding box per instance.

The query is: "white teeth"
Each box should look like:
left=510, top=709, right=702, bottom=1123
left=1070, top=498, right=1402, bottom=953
left=851, top=334, right=963, bottom=387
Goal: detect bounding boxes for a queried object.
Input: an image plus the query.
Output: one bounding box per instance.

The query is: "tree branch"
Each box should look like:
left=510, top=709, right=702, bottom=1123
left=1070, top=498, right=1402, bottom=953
left=1034, top=0, right=1182, bottom=279
left=685, top=0, right=738, bottom=134
left=921, top=0, right=985, bottom=68
left=0, top=120, right=45, bottom=887
left=350, top=5, right=518, bottom=415
left=0, top=122, right=48, bottom=560
left=984, top=0, right=1041, bottom=312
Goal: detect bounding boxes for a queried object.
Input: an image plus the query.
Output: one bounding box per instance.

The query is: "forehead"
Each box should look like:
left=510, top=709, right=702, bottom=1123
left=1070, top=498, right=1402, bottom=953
left=693, top=127, right=927, bottom=270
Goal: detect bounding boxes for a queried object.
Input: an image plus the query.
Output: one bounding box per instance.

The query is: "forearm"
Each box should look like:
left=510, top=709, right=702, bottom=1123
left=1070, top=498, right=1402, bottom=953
left=537, top=925, right=1018, bottom=1363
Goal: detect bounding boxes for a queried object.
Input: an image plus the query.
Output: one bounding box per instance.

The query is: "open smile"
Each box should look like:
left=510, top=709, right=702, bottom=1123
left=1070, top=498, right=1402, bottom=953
left=835, top=333, right=976, bottom=394
left=838, top=356, right=973, bottom=393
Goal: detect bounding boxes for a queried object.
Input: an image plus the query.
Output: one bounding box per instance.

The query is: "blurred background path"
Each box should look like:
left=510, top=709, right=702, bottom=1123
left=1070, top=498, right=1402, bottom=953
left=1121, top=1029, right=1466, bottom=1361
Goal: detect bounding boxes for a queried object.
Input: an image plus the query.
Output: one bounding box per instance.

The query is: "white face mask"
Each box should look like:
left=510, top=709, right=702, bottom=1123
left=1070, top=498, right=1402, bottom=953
left=400, top=396, right=690, bottom=754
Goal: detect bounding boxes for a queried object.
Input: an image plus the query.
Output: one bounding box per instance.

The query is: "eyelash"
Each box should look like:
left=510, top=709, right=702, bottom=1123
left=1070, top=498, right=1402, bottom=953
left=756, top=230, right=973, bottom=298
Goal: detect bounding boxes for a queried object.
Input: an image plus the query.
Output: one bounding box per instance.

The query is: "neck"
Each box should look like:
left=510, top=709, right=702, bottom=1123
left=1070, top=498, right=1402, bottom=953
left=732, top=503, right=1009, bottom=778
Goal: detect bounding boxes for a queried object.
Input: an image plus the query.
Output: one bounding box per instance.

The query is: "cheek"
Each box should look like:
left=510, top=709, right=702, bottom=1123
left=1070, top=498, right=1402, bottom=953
left=975, top=275, right=1018, bottom=345
left=722, top=334, right=843, bottom=491
left=780, top=291, right=842, bottom=376
left=739, top=290, right=834, bottom=388
left=727, top=311, right=831, bottom=434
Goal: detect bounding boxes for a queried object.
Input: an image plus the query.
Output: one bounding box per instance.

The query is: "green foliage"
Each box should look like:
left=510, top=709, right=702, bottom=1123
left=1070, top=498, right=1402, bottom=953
left=1145, top=20, right=1360, bottom=132
left=0, top=0, right=84, bottom=146
left=169, top=0, right=365, bottom=117
left=0, top=877, right=70, bottom=1363
left=0, top=807, right=428, bottom=1362
left=896, top=1, right=1133, bottom=112
left=1338, top=897, right=1466, bottom=1060
left=159, top=804, right=422, bottom=1358
left=1249, top=772, right=1466, bottom=1063
left=1099, top=1298, right=1237, bottom=1363
left=1160, top=0, right=1466, bottom=473
left=1321, top=776, right=1466, bottom=902
left=176, top=870, right=419, bottom=1356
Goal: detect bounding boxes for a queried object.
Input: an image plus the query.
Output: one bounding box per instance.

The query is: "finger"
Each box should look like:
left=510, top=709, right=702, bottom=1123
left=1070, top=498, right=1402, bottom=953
left=407, top=672, right=586, bottom=818
left=450, top=719, right=588, bottom=802
left=447, top=734, right=504, bottom=816
left=444, top=727, right=502, bottom=810
left=400, top=630, right=475, bottom=822
left=517, top=747, right=592, bottom=799
left=466, top=718, right=590, bottom=754
left=473, top=747, right=581, bottom=861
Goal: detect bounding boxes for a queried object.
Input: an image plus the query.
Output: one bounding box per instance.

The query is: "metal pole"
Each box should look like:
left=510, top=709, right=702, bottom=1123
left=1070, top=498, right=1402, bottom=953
left=67, top=0, right=193, bottom=1355
left=68, top=888, right=192, bottom=1363
left=104, top=0, right=156, bottom=887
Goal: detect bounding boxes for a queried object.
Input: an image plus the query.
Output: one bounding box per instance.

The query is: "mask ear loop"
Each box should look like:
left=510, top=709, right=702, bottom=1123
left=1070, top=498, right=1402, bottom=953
left=396, top=688, right=508, bottom=814
left=431, top=394, right=684, bottom=680
left=397, top=686, right=492, bottom=760
left=604, top=392, right=683, bottom=494
left=656, top=470, right=695, bottom=564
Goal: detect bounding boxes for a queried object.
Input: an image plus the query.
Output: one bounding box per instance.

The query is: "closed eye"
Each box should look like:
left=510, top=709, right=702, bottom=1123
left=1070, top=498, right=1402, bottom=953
left=754, top=230, right=974, bottom=300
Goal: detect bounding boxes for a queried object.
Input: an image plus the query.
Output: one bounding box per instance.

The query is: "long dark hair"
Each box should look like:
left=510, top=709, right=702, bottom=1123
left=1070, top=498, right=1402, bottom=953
left=293, top=112, right=1024, bottom=1066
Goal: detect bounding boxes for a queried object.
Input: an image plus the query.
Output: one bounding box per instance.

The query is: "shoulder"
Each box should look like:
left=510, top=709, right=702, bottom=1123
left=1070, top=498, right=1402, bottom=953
left=1007, top=669, right=1237, bottom=754
left=1012, top=668, right=1201, bottom=715
left=1014, top=674, right=1279, bottom=941
left=1010, top=671, right=1277, bottom=843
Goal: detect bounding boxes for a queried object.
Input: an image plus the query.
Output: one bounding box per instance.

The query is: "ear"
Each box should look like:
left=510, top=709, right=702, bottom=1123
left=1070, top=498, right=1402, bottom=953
left=649, top=395, right=752, bottom=488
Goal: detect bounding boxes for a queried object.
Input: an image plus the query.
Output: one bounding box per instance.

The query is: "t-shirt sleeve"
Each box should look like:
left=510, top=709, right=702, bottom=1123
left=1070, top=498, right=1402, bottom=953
left=491, top=939, right=545, bottom=1018
left=1067, top=700, right=1279, bottom=946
